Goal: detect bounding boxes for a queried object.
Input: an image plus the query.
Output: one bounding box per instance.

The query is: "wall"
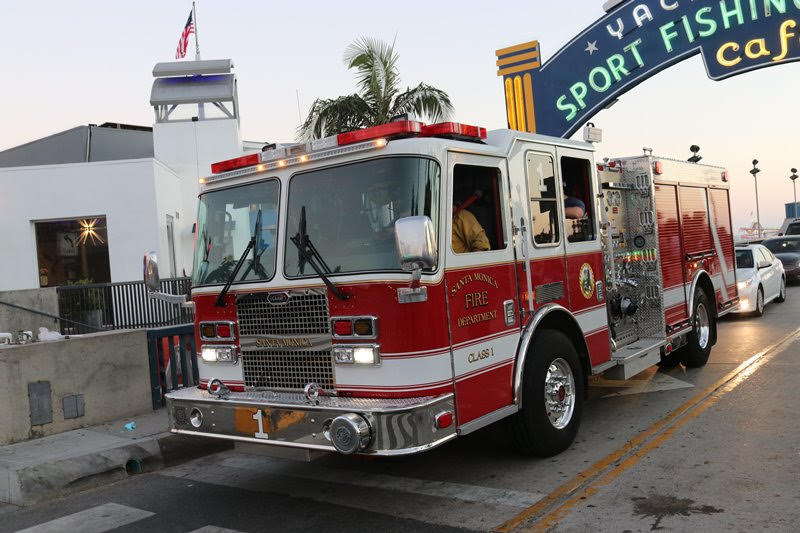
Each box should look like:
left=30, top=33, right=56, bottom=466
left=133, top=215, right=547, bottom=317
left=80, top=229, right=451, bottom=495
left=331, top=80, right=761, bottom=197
left=0, top=125, right=154, bottom=168
left=0, top=288, right=59, bottom=334
left=153, top=119, right=242, bottom=273
left=0, top=158, right=184, bottom=291
left=0, top=329, right=152, bottom=444
left=153, top=160, right=186, bottom=278
left=88, top=127, right=153, bottom=162
left=0, top=127, right=88, bottom=167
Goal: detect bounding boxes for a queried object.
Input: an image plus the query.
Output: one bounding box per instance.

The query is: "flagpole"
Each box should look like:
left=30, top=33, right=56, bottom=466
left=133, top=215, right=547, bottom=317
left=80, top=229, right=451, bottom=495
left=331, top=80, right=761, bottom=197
left=193, top=1, right=201, bottom=60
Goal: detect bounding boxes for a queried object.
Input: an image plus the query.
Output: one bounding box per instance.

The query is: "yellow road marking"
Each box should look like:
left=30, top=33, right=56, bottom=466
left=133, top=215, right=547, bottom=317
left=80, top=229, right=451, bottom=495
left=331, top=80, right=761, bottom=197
left=494, top=327, right=800, bottom=532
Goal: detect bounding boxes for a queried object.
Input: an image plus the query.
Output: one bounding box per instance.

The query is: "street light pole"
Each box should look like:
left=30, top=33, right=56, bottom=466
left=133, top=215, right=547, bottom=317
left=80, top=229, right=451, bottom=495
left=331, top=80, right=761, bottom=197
left=750, top=159, right=762, bottom=238
left=791, top=168, right=798, bottom=218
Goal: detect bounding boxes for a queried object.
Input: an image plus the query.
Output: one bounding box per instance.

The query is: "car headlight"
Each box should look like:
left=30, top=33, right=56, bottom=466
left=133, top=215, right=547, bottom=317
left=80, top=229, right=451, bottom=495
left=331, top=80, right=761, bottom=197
left=737, top=279, right=752, bottom=290
left=200, top=345, right=238, bottom=363
left=333, top=344, right=380, bottom=365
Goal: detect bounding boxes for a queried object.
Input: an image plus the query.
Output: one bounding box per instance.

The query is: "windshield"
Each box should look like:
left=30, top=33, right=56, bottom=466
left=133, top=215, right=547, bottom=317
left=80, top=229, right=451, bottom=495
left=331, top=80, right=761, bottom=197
left=764, top=239, right=800, bottom=254
left=285, top=157, right=440, bottom=277
left=735, top=249, right=754, bottom=269
left=193, top=179, right=280, bottom=286
left=786, top=223, right=800, bottom=235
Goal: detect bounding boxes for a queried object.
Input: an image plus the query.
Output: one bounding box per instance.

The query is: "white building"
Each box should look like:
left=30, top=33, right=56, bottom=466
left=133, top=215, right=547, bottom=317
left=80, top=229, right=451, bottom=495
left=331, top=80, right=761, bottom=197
left=0, top=59, right=261, bottom=291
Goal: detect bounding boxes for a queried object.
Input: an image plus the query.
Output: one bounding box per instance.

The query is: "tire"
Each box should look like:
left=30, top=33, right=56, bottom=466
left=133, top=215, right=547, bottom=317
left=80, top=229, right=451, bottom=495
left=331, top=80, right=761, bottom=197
left=753, top=286, right=765, bottom=317
left=508, top=329, right=583, bottom=457
left=680, top=289, right=715, bottom=368
left=775, top=277, right=787, bottom=303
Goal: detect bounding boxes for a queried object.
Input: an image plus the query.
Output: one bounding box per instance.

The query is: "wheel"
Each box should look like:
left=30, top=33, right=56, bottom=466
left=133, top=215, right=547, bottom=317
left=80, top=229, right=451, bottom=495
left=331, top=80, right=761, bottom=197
left=680, top=289, right=715, bottom=368
left=775, top=277, right=786, bottom=303
left=753, top=286, right=765, bottom=317
left=507, top=330, right=583, bottom=457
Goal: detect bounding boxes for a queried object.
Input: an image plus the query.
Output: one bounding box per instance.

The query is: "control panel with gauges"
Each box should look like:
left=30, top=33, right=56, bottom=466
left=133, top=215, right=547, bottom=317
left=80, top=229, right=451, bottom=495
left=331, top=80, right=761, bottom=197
left=597, top=158, right=666, bottom=351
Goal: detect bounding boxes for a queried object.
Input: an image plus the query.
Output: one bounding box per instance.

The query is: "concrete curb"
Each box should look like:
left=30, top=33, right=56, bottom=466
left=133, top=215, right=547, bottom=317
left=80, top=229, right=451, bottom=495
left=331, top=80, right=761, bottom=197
left=1, top=432, right=232, bottom=507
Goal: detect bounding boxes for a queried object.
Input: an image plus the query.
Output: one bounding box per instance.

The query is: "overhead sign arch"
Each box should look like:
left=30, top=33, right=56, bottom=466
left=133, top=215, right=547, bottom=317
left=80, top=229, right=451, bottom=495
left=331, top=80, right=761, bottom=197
left=496, top=0, right=800, bottom=138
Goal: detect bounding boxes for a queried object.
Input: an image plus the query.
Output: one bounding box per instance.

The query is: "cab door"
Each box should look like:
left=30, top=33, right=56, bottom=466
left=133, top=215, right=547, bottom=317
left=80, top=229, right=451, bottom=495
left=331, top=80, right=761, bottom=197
left=444, top=152, right=519, bottom=426
left=555, top=146, right=610, bottom=367
left=515, top=146, right=570, bottom=319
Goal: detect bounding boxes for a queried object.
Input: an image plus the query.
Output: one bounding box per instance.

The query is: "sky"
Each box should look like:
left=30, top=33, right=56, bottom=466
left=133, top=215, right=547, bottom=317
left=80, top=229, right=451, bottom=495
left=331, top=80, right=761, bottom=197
left=1, top=0, right=798, bottom=231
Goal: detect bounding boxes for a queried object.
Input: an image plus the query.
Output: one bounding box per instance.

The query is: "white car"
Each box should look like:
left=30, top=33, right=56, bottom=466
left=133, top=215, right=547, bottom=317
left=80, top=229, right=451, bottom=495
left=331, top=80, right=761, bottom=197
left=733, top=243, right=786, bottom=316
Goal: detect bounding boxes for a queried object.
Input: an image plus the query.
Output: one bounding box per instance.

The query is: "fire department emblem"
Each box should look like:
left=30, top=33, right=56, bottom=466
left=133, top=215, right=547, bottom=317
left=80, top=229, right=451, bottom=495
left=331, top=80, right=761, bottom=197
left=579, top=263, right=595, bottom=300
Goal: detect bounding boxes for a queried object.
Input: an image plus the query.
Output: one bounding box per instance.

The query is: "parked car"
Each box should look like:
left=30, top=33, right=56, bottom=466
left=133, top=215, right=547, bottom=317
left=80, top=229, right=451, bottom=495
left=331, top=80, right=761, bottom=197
left=733, top=243, right=786, bottom=316
left=762, top=236, right=800, bottom=282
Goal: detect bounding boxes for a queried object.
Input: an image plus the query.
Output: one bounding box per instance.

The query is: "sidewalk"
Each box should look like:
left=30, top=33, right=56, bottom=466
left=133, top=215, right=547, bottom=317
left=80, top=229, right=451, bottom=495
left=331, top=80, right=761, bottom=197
left=0, top=409, right=231, bottom=507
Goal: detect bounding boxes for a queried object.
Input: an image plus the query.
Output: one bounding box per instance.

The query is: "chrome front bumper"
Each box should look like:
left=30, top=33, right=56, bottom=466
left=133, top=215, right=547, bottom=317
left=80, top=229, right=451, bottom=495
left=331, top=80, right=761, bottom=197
left=165, top=388, right=457, bottom=456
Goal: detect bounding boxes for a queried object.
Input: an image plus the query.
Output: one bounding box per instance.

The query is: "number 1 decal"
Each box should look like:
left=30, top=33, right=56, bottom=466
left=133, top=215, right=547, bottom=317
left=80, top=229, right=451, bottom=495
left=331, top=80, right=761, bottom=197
left=252, top=409, right=269, bottom=439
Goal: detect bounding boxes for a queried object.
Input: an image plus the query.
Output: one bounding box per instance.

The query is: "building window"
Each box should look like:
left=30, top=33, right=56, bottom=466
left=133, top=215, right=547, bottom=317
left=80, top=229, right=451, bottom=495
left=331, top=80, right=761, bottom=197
left=34, top=217, right=110, bottom=287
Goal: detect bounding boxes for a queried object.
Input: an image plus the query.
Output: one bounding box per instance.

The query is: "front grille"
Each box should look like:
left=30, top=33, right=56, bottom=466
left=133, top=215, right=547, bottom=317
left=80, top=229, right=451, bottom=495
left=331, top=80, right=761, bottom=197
left=242, top=349, right=335, bottom=391
left=237, top=290, right=333, bottom=391
left=237, top=290, right=330, bottom=336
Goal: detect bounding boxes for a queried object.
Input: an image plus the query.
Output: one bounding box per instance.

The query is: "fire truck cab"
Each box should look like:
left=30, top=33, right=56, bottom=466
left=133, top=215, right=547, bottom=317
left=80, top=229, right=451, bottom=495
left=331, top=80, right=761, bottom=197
left=145, top=120, right=737, bottom=458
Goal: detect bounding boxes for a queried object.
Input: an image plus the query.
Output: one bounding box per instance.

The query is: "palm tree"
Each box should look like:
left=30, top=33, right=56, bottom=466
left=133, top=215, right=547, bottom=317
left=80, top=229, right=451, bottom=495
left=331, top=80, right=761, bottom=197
left=298, top=37, right=454, bottom=140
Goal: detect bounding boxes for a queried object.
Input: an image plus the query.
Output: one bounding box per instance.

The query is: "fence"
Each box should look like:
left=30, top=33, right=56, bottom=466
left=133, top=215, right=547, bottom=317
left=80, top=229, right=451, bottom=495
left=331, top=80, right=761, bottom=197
left=147, top=324, right=199, bottom=410
left=57, top=277, right=193, bottom=334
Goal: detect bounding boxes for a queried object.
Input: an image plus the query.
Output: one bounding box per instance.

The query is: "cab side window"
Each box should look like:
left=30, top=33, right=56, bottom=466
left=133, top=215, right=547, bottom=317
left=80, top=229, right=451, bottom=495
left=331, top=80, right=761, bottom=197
left=560, top=156, right=596, bottom=243
left=526, top=153, right=560, bottom=246
left=452, top=164, right=506, bottom=254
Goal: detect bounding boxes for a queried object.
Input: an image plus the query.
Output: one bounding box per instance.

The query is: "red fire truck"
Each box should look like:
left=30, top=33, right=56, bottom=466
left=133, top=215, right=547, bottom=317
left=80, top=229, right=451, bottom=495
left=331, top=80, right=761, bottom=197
left=144, top=120, right=737, bottom=457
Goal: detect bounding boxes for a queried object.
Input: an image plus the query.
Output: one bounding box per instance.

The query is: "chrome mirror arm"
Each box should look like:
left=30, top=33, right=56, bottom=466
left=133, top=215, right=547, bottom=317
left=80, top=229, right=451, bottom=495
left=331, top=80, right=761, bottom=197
left=147, top=291, right=190, bottom=305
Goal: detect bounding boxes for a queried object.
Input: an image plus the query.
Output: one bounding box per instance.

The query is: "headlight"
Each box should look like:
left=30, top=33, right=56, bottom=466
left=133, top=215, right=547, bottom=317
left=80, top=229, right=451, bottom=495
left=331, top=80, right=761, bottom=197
left=333, top=344, right=380, bottom=365
left=200, top=345, right=238, bottom=363
left=737, top=279, right=752, bottom=290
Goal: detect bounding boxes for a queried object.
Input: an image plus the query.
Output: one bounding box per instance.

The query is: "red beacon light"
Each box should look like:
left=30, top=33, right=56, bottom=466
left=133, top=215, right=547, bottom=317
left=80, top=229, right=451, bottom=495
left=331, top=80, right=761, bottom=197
left=337, top=121, right=423, bottom=146
left=421, top=122, right=487, bottom=141
left=210, top=153, right=260, bottom=174
left=653, top=161, right=663, bottom=175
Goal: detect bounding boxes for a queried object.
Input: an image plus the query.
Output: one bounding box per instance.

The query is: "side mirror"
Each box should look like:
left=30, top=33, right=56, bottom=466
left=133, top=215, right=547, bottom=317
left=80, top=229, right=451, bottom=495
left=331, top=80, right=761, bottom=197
left=758, top=261, right=771, bottom=270
left=143, top=252, right=188, bottom=305
left=144, top=252, right=160, bottom=292
left=394, top=216, right=438, bottom=272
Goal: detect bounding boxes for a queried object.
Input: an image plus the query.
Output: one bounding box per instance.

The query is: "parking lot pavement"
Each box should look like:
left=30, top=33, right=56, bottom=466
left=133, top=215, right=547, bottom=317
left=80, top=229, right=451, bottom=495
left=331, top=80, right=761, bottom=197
left=3, top=285, right=799, bottom=533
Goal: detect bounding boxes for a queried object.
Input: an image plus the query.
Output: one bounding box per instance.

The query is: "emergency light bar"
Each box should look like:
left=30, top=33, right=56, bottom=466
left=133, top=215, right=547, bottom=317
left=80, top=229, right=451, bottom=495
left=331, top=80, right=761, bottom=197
left=203, top=121, right=485, bottom=184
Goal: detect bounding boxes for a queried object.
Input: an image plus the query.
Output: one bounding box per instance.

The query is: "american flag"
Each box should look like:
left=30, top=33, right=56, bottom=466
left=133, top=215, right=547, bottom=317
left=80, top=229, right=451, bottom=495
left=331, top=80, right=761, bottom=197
left=175, top=10, right=195, bottom=59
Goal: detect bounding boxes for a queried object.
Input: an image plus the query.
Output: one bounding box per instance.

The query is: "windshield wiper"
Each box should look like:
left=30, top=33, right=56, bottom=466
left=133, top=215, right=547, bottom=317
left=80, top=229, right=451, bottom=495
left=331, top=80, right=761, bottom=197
left=290, top=206, right=349, bottom=301
left=238, top=209, right=268, bottom=281
left=215, top=209, right=261, bottom=307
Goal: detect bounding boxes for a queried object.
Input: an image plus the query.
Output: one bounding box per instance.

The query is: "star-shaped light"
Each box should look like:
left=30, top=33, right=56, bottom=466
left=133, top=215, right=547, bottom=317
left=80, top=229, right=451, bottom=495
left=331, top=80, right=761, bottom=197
left=585, top=41, right=598, bottom=55
left=77, top=218, right=105, bottom=246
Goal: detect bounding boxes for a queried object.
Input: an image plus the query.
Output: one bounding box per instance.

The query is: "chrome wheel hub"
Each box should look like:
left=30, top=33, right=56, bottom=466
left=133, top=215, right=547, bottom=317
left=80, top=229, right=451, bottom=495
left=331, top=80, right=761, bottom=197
left=695, top=302, right=710, bottom=349
left=544, top=358, right=575, bottom=429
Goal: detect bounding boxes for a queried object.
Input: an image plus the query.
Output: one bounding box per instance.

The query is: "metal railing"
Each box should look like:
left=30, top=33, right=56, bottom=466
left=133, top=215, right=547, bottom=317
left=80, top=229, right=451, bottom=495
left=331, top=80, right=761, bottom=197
left=57, top=277, right=193, bottom=334
left=147, top=324, right=198, bottom=409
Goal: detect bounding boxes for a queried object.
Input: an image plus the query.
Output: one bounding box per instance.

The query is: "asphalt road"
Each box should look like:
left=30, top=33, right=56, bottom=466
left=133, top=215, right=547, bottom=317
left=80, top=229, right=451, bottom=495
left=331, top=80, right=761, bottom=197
left=3, top=285, right=800, bottom=533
